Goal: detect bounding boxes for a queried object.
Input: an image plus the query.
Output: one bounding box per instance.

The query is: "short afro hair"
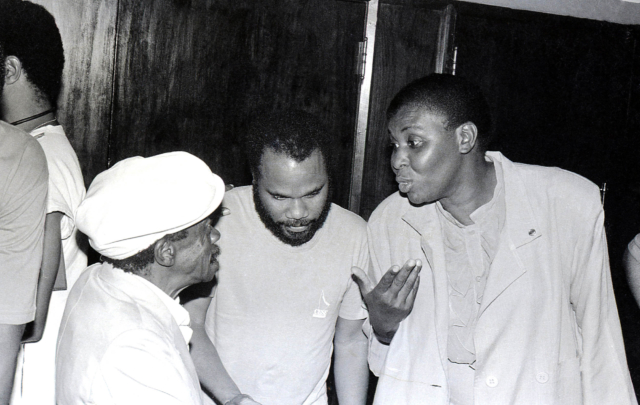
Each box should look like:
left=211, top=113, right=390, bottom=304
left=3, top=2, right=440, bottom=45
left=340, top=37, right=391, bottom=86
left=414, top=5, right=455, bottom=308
left=245, top=110, right=334, bottom=179
left=102, top=229, right=189, bottom=276
left=0, top=0, right=65, bottom=106
left=387, top=74, right=493, bottom=151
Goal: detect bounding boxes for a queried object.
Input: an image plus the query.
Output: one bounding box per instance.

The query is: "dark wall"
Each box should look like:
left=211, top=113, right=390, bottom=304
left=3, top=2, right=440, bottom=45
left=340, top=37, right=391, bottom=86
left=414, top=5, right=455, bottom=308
left=38, top=0, right=366, bottom=209
left=110, top=0, right=366, bottom=208
left=31, top=0, right=117, bottom=188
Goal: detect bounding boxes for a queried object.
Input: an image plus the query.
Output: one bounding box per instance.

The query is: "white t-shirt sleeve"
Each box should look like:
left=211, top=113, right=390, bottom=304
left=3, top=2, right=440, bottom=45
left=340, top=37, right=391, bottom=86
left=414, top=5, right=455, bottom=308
left=338, top=230, right=369, bottom=321
left=36, top=129, right=85, bottom=240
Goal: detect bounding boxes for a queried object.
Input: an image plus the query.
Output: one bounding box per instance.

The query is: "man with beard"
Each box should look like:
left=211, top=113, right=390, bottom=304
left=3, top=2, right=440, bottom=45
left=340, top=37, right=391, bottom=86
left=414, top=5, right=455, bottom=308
left=55, top=152, right=241, bottom=404
left=184, top=110, right=370, bottom=405
left=0, top=42, right=48, bottom=404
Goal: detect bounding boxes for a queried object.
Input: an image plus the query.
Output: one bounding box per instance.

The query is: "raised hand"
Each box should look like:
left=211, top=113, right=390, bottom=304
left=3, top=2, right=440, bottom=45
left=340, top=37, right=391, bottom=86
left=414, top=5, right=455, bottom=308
left=352, top=259, right=421, bottom=344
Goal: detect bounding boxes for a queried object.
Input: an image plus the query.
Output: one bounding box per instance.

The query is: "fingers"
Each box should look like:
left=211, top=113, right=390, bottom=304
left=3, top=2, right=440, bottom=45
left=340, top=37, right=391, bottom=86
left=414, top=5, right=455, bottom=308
left=384, top=259, right=420, bottom=294
left=396, top=260, right=421, bottom=303
left=377, top=265, right=401, bottom=290
left=351, top=266, right=374, bottom=295
left=404, top=271, right=420, bottom=309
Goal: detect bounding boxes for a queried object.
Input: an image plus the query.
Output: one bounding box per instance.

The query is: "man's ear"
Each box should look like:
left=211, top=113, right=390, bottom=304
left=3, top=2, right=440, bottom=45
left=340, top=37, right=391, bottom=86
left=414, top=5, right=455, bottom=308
left=3, top=56, right=23, bottom=85
left=154, top=238, right=175, bottom=268
left=456, top=122, right=479, bottom=154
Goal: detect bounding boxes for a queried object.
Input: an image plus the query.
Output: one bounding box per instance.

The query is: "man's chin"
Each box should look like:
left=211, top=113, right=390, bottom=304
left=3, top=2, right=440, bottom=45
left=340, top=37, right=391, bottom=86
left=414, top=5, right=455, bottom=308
left=279, top=227, right=315, bottom=246
left=203, top=261, right=219, bottom=282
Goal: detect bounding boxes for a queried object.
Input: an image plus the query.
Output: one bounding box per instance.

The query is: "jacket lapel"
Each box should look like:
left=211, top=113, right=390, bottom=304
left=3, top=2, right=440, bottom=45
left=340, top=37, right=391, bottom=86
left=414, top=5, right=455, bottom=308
left=479, top=153, right=542, bottom=316
left=403, top=205, right=450, bottom=370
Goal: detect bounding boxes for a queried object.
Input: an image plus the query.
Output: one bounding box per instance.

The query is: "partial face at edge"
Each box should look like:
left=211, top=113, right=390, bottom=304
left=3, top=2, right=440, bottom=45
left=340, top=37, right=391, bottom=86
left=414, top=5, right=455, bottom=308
left=388, top=105, right=463, bottom=205
left=253, top=148, right=331, bottom=246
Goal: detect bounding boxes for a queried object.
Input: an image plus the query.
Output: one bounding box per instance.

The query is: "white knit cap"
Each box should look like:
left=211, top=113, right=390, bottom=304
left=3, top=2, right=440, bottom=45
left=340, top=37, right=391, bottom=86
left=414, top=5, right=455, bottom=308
left=76, top=152, right=225, bottom=260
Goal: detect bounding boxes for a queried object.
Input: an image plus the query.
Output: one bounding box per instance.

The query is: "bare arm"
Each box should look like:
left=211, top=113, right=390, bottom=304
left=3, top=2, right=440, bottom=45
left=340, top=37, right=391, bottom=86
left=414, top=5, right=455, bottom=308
left=183, top=295, right=259, bottom=405
left=0, top=323, right=25, bottom=404
left=22, top=212, right=64, bottom=343
left=624, top=239, right=640, bottom=309
left=333, top=317, right=369, bottom=405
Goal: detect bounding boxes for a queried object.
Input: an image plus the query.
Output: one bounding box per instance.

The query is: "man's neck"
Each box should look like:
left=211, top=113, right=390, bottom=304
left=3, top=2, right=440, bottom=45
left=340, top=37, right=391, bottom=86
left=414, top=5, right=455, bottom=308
left=138, top=265, right=187, bottom=300
left=439, top=154, right=497, bottom=226
left=1, top=83, right=55, bottom=133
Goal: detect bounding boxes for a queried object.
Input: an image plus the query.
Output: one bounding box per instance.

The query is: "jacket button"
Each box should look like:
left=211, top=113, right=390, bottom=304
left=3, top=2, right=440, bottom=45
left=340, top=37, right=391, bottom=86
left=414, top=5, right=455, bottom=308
left=486, top=376, right=498, bottom=387
left=536, top=372, right=549, bottom=384
left=528, top=229, right=536, bottom=236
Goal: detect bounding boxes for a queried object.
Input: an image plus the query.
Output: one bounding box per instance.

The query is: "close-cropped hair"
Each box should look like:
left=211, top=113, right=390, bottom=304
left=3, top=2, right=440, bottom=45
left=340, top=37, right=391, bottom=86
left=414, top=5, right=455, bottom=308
left=0, top=0, right=65, bottom=106
left=102, top=229, right=189, bottom=276
left=245, top=110, right=335, bottom=179
left=387, top=74, right=494, bottom=150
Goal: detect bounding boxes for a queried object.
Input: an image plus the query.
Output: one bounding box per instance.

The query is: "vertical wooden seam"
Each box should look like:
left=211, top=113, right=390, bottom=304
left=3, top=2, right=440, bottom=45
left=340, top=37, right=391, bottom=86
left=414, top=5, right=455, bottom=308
left=106, top=0, right=121, bottom=168
left=435, top=4, right=456, bottom=74
left=348, top=0, right=378, bottom=214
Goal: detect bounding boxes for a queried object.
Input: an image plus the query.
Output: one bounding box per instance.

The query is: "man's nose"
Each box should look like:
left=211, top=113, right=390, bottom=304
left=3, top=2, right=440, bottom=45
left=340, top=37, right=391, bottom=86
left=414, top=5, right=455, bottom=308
left=286, top=198, right=309, bottom=220
left=391, top=148, right=408, bottom=171
left=209, top=228, right=221, bottom=244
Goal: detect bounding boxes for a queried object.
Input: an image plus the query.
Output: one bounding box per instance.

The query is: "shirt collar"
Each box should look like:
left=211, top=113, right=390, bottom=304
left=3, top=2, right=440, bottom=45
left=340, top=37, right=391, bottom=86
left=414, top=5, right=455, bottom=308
left=124, top=271, right=194, bottom=345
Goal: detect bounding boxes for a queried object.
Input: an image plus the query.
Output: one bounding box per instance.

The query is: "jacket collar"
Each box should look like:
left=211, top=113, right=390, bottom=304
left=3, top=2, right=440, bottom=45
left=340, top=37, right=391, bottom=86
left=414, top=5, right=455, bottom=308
left=401, top=152, right=542, bottom=259
left=478, top=152, right=542, bottom=316
left=397, top=152, right=543, bottom=364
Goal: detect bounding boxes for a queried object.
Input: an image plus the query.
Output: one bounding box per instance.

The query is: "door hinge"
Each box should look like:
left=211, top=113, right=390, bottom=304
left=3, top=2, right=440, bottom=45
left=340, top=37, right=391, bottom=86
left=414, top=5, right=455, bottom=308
left=356, top=38, right=368, bottom=80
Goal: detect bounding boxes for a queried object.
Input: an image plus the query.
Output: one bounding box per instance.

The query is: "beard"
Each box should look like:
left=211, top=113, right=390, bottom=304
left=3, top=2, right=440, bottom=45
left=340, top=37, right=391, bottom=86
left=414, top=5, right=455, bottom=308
left=253, top=185, right=332, bottom=247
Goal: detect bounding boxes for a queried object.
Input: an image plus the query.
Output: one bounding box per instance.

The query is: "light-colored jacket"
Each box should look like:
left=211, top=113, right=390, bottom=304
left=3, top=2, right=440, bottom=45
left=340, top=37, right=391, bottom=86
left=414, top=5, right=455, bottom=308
left=56, top=263, right=209, bottom=405
left=367, top=152, right=637, bottom=405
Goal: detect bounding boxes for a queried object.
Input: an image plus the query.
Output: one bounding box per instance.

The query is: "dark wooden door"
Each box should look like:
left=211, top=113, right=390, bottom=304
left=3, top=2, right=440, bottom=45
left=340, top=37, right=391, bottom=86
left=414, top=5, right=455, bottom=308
left=109, top=0, right=367, bottom=209
left=359, top=0, right=456, bottom=219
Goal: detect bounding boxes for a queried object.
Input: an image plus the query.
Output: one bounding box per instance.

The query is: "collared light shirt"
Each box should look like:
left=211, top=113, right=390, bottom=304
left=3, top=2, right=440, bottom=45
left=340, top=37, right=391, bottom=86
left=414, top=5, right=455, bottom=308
left=123, top=271, right=194, bottom=345
left=436, top=155, right=506, bottom=365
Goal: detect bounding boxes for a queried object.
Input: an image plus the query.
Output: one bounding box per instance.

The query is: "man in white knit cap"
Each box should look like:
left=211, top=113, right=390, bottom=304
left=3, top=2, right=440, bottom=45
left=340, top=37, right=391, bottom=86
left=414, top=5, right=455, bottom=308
left=56, top=152, right=256, bottom=405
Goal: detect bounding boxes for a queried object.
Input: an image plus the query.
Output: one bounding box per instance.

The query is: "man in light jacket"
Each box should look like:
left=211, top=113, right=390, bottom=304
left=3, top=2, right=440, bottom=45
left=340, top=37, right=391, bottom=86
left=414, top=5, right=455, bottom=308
left=353, top=74, right=637, bottom=404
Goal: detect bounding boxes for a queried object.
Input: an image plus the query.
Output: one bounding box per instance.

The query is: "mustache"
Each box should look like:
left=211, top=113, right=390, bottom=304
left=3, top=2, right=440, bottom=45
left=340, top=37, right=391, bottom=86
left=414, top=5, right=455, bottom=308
left=210, top=244, right=221, bottom=263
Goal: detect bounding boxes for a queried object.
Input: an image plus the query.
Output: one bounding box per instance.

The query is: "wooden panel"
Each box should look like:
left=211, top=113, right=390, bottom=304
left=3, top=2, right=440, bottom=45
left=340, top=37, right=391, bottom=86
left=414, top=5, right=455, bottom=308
left=359, top=0, right=453, bottom=219
left=31, top=0, right=118, bottom=187
left=455, top=3, right=636, bottom=187
left=110, top=0, right=366, bottom=209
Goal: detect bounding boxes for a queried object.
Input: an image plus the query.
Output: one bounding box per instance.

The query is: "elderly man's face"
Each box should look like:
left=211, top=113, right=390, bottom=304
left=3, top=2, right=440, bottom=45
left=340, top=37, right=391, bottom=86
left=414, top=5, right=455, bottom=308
left=253, top=148, right=331, bottom=246
left=173, top=217, right=221, bottom=284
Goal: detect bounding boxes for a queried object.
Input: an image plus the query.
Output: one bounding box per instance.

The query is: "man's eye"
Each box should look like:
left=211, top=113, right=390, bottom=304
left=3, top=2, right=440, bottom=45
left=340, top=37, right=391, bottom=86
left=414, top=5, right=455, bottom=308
left=389, top=142, right=399, bottom=150
left=408, top=140, right=422, bottom=148
left=272, top=195, right=286, bottom=200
